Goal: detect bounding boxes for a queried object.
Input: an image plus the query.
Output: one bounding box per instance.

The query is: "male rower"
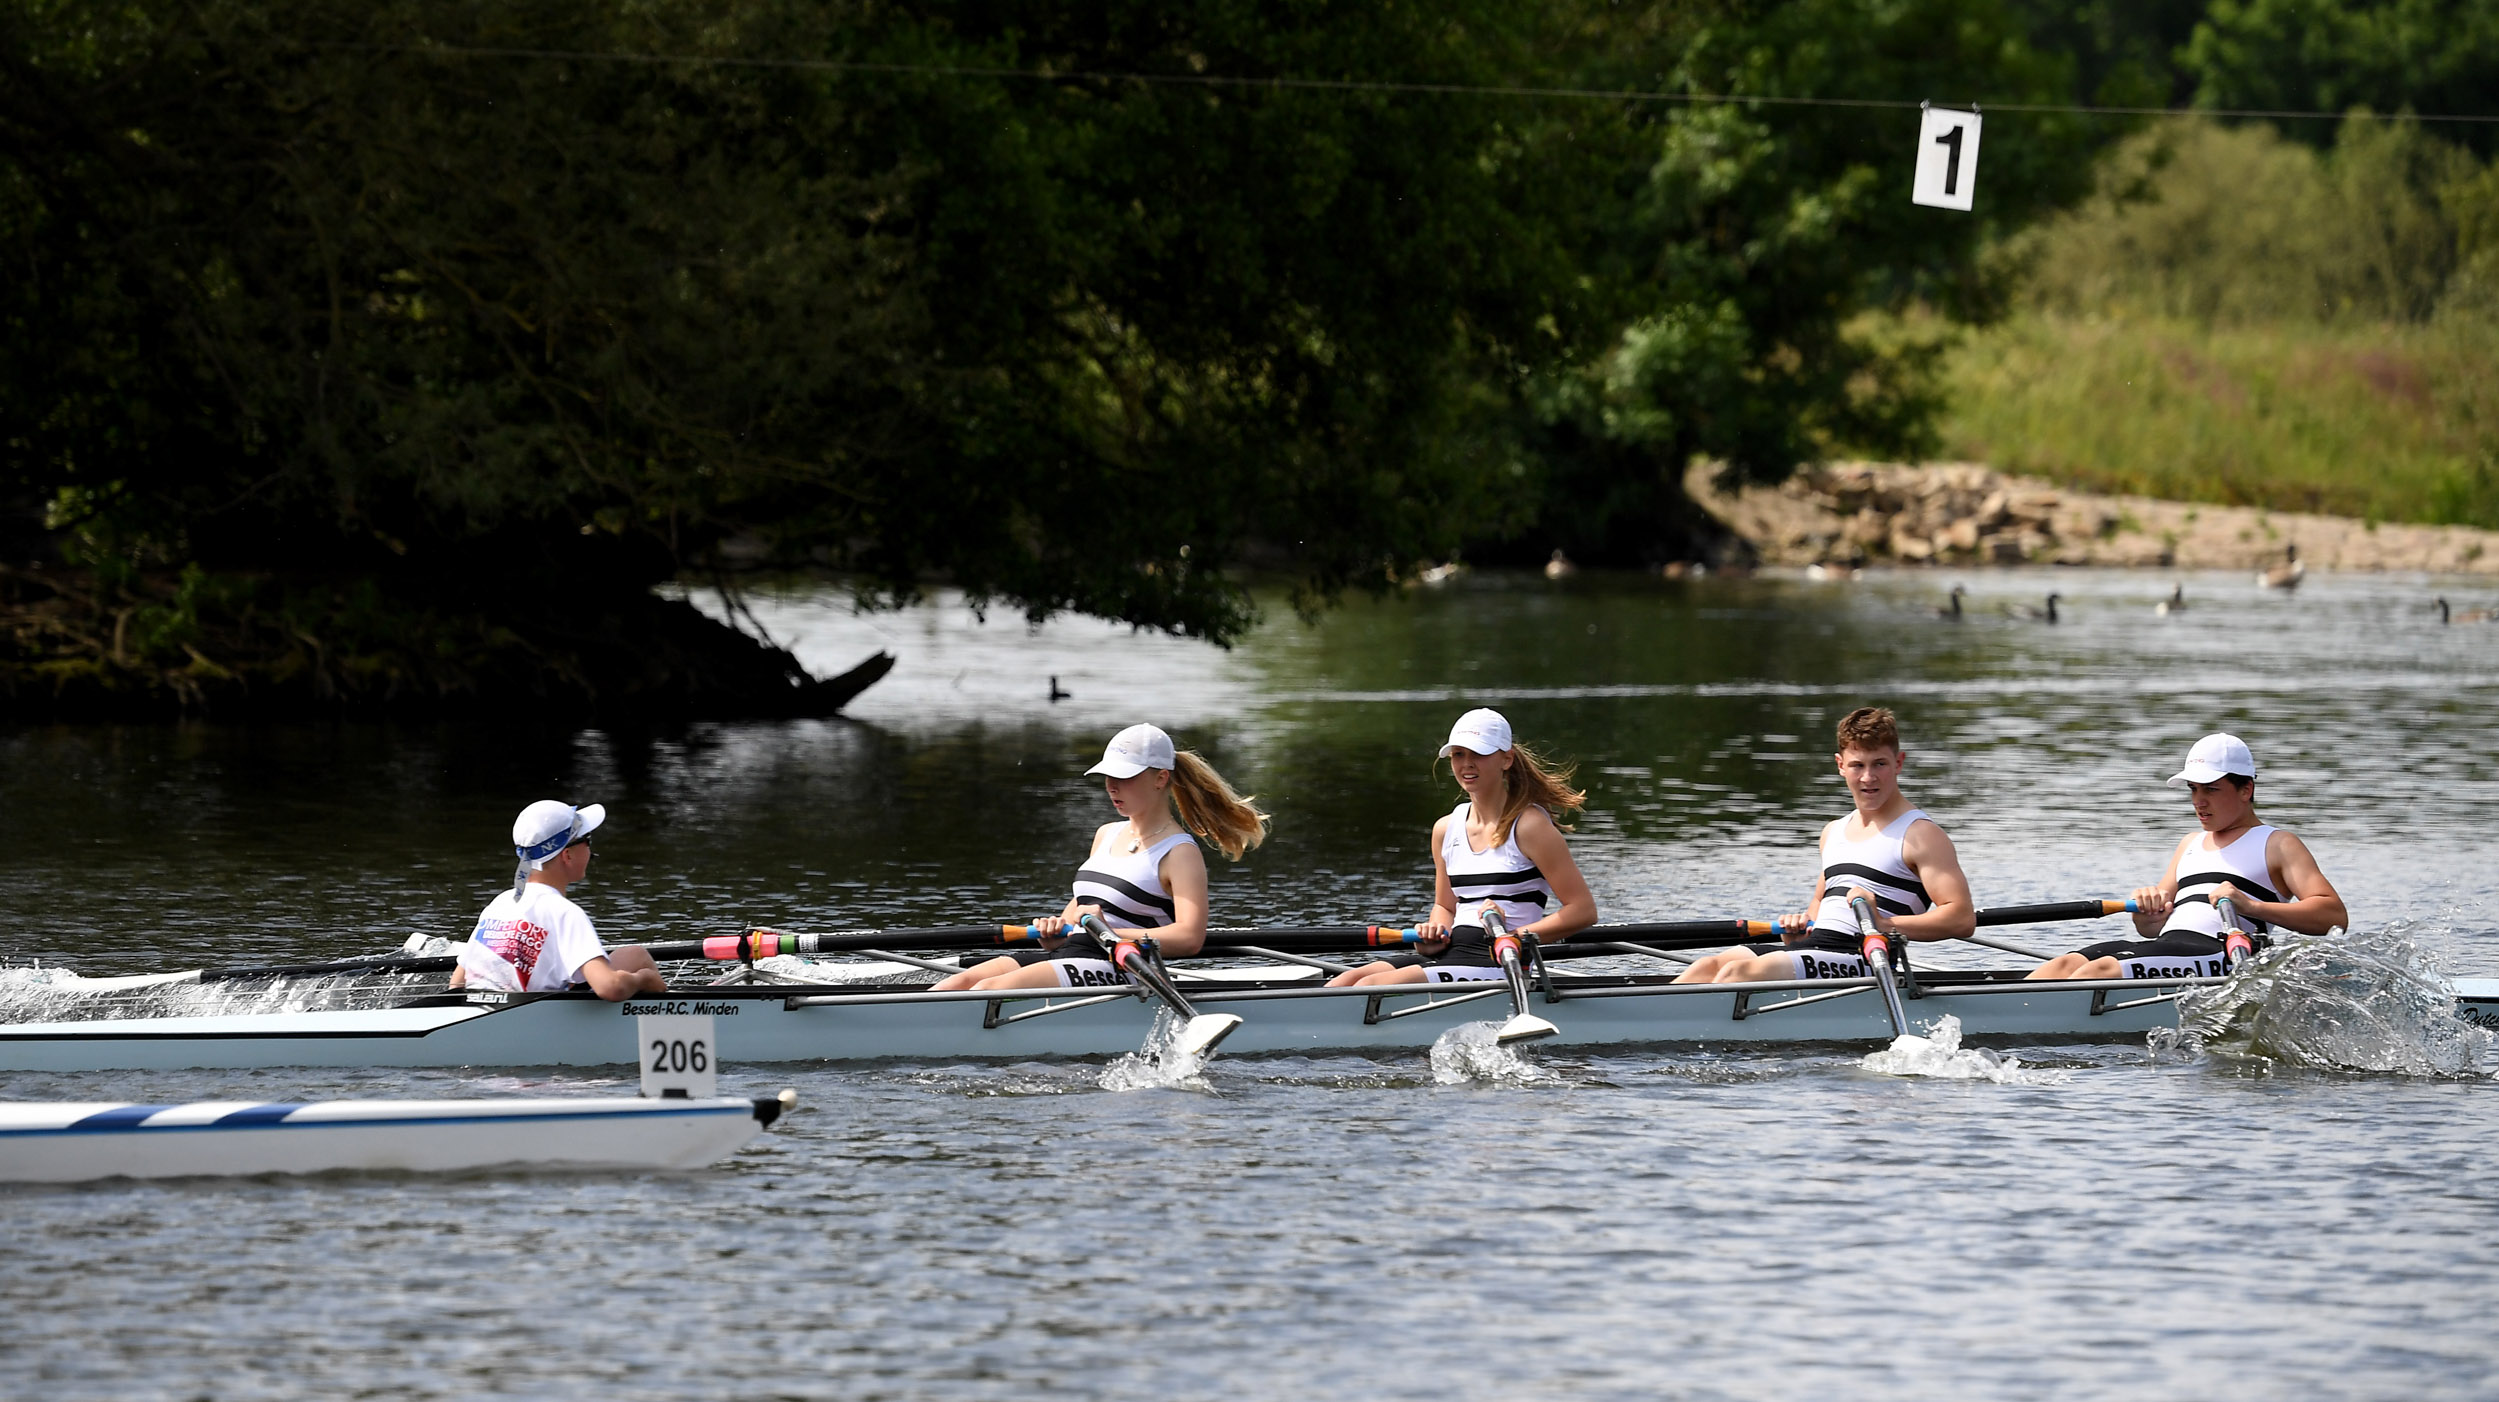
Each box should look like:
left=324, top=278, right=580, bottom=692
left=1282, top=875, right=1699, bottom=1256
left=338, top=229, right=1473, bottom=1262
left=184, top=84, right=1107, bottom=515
left=448, top=800, right=668, bottom=1001
left=1675, top=706, right=1975, bottom=984
left=2026, top=734, right=2346, bottom=980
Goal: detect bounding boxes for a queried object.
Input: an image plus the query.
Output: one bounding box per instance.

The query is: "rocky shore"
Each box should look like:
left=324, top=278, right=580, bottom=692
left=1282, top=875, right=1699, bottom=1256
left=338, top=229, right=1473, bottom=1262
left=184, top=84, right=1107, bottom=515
left=1688, top=461, right=2499, bottom=575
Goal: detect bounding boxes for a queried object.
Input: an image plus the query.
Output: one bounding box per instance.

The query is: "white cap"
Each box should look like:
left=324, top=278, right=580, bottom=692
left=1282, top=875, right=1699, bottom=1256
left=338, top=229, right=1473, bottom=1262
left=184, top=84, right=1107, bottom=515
left=513, top=800, right=606, bottom=867
left=1439, top=707, right=1515, bottom=758
left=1085, top=724, right=1177, bottom=779
left=2168, top=734, right=2256, bottom=787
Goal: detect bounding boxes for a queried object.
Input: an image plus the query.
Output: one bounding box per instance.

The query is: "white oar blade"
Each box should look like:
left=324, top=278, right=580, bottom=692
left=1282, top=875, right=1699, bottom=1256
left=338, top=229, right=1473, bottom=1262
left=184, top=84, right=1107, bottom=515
left=1495, top=1013, right=1559, bottom=1045
left=1174, top=1013, right=1244, bottom=1061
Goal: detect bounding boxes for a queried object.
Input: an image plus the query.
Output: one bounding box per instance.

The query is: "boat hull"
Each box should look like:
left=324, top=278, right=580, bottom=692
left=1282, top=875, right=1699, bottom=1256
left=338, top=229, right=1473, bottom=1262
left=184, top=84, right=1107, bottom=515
left=13, top=969, right=2461, bottom=1073
left=0, top=1097, right=778, bottom=1182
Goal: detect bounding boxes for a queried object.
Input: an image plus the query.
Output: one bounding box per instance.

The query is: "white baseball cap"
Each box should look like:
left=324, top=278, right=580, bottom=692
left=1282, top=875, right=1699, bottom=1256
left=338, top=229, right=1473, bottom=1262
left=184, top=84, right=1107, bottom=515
left=513, top=800, right=606, bottom=867
left=2168, top=734, right=2256, bottom=787
left=1440, top=707, right=1515, bottom=758
left=1085, top=724, right=1177, bottom=779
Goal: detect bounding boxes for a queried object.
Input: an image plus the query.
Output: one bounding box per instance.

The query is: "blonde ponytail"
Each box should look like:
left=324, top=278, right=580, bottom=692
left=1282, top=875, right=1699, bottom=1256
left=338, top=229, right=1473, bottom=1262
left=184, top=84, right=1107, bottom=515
left=1487, top=741, right=1584, bottom=843
left=1168, top=750, right=1271, bottom=861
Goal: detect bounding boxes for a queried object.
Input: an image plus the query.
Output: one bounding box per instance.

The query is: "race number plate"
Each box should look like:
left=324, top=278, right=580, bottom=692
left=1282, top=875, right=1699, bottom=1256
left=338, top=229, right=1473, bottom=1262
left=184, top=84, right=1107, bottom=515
left=1912, top=106, right=1982, bottom=211
left=638, top=1013, right=717, bottom=1099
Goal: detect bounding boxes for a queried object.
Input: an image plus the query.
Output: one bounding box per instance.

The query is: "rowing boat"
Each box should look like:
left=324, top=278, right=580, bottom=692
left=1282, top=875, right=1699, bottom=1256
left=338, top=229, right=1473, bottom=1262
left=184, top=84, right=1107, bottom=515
left=13, top=966, right=2489, bottom=1072
left=0, top=1093, right=790, bottom=1182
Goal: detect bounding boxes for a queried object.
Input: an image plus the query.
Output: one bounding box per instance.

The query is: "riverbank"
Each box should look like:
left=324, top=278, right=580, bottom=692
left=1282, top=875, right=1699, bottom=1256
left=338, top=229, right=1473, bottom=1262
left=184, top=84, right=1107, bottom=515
left=1688, top=461, right=2499, bottom=575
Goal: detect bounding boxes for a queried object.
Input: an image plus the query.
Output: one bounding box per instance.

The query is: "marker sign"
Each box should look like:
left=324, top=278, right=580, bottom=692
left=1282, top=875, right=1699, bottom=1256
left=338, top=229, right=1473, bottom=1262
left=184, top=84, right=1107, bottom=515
left=638, top=1013, right=717, bottom=1099
left=1912, top=106, right=1982, bottom=211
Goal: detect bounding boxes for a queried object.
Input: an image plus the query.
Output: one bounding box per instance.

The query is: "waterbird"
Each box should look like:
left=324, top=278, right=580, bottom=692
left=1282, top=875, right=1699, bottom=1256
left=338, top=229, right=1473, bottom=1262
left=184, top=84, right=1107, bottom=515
left=2156, top=583, right=2187, bottom=616
left=1048, top=675, right=1070, bottom=701
left=2260, top=544, right=2305, bottom=590
left=1934, top=584, right=1966, bottom=620
left=1544, top=549, right=1577, bottom=580
left=2006, top=593, right=2062, bottom=623
left=2439, top=598, right=2496, bottom=625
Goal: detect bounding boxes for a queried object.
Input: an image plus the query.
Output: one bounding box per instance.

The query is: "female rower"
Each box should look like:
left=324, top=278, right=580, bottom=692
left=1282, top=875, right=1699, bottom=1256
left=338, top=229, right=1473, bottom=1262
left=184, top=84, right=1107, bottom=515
left=931, top=724, right=1269, bottom=992
left=2026, top=733, right=2346, bottom=981
left=1329, top=708, right=1597, bottom=987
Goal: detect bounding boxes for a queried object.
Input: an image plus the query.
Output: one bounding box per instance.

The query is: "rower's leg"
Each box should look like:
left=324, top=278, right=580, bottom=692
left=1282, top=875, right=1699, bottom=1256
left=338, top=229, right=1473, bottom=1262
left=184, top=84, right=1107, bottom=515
left=1673, top=951, right=1733, bottom=984
left=1708, top=952, right=1791, bottom=984
left=2069, top=956, right=2122, bottom=980
left=934, top=955, right=1020, bottom=992
left=2023, top=953, right=2091, bottom=981
left=969, top=961, right=1078, bottom=991
left=1328, top=960, right=1414, bottom=987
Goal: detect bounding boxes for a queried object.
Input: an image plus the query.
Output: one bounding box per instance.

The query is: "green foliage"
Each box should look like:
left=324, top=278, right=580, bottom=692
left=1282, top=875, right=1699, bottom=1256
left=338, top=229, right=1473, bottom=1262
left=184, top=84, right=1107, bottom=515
left=2010, top=117, right=2496, bottom=323
left=1489, top=0, right=2111, bottom=562
left=2185, top=0, right=2499, bottom=153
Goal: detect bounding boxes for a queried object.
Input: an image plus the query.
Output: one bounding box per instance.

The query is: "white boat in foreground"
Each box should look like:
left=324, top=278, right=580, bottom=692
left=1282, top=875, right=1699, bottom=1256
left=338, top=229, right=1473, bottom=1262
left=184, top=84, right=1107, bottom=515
left=0, top=1093, right=792, bottom=1183
left=12, top=967, right=2491, bottom=1072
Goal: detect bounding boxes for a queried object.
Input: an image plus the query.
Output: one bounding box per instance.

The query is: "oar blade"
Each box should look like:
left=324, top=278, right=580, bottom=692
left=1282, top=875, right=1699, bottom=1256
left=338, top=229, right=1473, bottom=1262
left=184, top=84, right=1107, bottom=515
left=1495, top=1012, right=1559, bottom=1045
left=1174, top=1013, right=1244, bottom=1061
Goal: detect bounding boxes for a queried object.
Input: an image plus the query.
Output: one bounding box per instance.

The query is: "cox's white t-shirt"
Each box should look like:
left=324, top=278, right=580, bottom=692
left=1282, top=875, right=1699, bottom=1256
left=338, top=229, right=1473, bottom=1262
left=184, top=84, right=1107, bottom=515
left=458, top=883, right=608, bottom=993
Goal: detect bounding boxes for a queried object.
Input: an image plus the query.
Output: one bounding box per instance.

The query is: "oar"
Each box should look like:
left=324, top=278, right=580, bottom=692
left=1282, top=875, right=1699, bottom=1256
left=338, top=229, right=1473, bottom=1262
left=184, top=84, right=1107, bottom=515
left=1850, top=895, right=1913, bottom=1037
left=1079, top=914, right=1243, bottom=1061
left=1484, top=908, right=1559, bottom=1045
left=2213, top=894, right=2256, bottom=971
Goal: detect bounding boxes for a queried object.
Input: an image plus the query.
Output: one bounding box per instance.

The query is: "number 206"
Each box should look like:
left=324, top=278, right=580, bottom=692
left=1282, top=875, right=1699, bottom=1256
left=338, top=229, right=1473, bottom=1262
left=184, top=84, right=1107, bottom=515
left=648, top=1037, right=709, bottom=1073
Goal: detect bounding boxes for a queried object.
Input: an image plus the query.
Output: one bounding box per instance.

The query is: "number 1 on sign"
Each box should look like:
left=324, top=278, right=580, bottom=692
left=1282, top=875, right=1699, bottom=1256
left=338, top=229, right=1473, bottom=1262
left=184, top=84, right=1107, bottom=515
left=1912, top=107, right=1982, bottom=211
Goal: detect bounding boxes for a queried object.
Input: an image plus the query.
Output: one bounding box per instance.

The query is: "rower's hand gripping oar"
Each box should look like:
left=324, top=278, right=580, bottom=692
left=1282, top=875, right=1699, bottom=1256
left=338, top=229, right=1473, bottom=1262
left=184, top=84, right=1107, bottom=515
left=2213, top=894, right=2256, bottom=972
left=1483, top=908, right=1560, bottom=1045
left=1849, top=895, right=1914, bottom=1038
left=1078, top=914, right=1243, bottom=1061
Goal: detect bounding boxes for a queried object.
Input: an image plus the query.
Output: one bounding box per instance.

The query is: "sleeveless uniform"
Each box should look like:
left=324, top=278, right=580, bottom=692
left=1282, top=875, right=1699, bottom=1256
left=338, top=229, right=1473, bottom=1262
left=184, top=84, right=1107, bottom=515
left=1769, top=809, right=1936, bottom=981
left=2077, top=825, right=2279, bottom=979
left=1012, top=828, right=1196, bottom=989
left=1398, top=802, right=1558, bottom=983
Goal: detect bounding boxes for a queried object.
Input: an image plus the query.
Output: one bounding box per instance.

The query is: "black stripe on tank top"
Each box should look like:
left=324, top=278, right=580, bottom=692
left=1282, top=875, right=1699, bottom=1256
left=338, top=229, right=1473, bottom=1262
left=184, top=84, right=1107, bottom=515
left=1821, top=862, right=1931, bottom=903
left=1448, top=866, right=1545, bottom=889
left=1073, top=869, right=1178, bottom=918
left=2174, top=872, right=2281, bottom=904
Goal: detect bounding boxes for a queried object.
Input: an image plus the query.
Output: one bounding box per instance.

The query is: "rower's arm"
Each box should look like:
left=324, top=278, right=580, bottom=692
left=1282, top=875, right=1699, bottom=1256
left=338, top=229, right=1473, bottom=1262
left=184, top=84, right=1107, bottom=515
left=1893, top=821, right=1976, bottom=941
left=2248, top=831, right=2348, bottom=936
left=2131, top=839, right=2189, bottom=937
left=1136, top=840, right=1212, bottom=958
left=1512, top=809, right=1597, bottom=940
left=577, top=955, right=664, bottom=1002
left=1424, top=816, right=1459, bottom=935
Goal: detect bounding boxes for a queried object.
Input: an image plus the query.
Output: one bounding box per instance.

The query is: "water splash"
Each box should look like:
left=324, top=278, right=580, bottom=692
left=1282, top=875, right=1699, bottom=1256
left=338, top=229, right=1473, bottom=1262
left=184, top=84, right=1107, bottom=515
left=1429, top=1021, right=1552, bottom=1085
left=0, top=965, right=434, bottom=1023
left=1097, top=1009, right=1216, bottom=1092
left=2167, top=923, right=2499, bottom=1076
left=1859, top=1015, right=2071, bottom=1085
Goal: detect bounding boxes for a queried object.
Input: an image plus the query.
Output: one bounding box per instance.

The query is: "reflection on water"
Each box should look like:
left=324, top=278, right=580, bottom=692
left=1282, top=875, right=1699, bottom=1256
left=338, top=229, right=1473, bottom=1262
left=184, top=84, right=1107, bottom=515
left=7, top=567, right=2499, bottom=1400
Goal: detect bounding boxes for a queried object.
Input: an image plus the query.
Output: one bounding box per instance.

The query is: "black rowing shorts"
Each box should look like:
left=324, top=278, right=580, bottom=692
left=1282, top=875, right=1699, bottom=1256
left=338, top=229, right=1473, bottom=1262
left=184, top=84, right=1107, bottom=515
left=2076, top=932, right=2228, bottom=980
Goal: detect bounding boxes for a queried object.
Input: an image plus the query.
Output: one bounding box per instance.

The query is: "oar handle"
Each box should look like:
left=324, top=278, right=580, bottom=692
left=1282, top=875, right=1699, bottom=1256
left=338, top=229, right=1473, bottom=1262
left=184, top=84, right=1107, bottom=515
left=1849, top=894, right=1912, bottom=1035
left=2213, top=895, right=2255, bottom=969
left=1974, top=899, right=2138, bottom=927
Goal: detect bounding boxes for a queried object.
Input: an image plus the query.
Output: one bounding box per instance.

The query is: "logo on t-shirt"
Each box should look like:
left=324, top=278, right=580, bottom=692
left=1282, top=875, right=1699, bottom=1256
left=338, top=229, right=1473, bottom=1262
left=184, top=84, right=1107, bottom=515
left=477, top=918, right=550, bottom=985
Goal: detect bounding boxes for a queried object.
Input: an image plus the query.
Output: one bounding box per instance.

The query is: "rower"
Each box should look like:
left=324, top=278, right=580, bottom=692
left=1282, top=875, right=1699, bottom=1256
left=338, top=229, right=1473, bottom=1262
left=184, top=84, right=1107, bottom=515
left=1675, top=706, right=1975, bottom=985
left=931, top=724, right=1269, bottom=993
left=449, top=800, right=668, bottom=1001
left=1328, top=708, right=1597, bottom=987
left=2025, top=734, right=2346, bottom=981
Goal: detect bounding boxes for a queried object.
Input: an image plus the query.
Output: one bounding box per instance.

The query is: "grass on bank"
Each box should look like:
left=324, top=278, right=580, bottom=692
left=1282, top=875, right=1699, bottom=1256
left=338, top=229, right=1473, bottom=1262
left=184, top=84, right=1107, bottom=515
left=1933, top=311, right=2499, bottom=526
left=1911, top=116, right=2499, bottom=528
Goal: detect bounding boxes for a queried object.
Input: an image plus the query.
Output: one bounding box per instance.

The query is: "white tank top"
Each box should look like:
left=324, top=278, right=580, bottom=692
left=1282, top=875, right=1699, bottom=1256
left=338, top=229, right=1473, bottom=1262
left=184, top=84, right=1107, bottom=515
left=1811, top=809, right=1935, bottom=935
left=1441, top=802, right=1556, bottom=931
left=1072, top=828, right=1196, bottom=931
left=2161, top=824, right=2279, bottom=936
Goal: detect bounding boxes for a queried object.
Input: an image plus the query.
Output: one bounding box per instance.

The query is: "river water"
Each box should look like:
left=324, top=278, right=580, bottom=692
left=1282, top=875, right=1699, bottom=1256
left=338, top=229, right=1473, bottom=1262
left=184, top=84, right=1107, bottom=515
left=4, top=567, right=2497, bottom=1399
